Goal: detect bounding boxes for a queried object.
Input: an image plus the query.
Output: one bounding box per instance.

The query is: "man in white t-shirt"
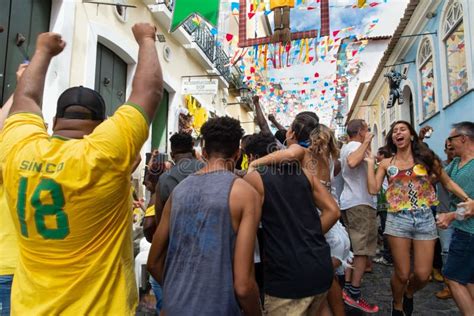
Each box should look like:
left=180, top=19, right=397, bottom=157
left=340, top=119, right=379, bottom=313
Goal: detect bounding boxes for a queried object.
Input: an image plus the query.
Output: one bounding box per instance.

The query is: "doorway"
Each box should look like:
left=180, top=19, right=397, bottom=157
left=0, top=0, right=52, bottom=104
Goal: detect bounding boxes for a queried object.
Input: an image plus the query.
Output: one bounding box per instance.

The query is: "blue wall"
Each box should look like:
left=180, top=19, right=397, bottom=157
left=400, top=0, right=474, bottom=160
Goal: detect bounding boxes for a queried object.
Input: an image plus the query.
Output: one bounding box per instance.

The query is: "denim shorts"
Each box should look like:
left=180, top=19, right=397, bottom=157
left=0, top=274, right=13, bottom=316
left=384, top=208, right=438, bottom=240
left=443, top=228, right=474, bottom=285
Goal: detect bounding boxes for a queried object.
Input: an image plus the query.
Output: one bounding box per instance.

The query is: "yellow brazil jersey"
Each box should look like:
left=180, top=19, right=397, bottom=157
left=0, top=104, right=149, bottom=316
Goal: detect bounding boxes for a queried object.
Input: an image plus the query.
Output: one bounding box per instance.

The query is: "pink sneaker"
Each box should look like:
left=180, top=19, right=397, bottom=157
left=342, top=290, right=379, bottom=313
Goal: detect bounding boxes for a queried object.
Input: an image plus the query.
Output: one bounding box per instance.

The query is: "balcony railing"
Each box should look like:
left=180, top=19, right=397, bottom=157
left=215, top=46, right=232, bottom=83
left=192, top=24, right=216, bottom=63
left=163, top=5, right=231, bottom=83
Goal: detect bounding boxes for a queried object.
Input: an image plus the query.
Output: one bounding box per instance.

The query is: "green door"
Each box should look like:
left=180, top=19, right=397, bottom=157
left=151, top=90, right=169, bottom=151
left=0, top=0, right=51, bottom=105
left=95, top=43, right=127, bottom=116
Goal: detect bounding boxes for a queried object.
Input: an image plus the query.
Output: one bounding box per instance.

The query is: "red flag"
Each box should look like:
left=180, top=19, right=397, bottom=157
left=226, top=34, right=234, bottom=42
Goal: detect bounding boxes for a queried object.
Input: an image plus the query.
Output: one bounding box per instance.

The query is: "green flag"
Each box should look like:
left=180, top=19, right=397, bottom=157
left=170, top=0, right=220, bottom=32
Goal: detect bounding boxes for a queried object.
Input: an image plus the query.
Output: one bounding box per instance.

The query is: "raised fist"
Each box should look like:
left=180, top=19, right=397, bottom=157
left=36, top=32, right=66, bottom=57
left=132, top=23, right=156, bottom=45
left=252, top=95, right=259, bottom=104
left=268, top=114, right=276, bottom=121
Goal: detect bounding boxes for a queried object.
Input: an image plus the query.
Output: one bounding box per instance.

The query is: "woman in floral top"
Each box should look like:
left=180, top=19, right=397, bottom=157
left=365, top=121, right=470, bottom=316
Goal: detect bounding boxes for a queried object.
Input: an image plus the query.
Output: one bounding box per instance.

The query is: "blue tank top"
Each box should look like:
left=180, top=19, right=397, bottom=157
left=163, top=170, right=241, bottom=315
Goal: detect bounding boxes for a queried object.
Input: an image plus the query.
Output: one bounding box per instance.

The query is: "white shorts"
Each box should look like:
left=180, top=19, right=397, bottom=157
left=325, top=220, right=353, bottom=275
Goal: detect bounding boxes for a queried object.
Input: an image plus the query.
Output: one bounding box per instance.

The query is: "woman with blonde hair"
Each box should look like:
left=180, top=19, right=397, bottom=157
left=249, top=122, right=351, bottom=316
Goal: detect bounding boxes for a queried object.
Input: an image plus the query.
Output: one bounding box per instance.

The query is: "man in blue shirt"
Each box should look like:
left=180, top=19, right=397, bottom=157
left=437, top=121, right=474, bottom=316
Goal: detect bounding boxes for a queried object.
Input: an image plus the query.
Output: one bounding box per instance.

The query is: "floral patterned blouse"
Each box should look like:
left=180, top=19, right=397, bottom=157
left=385, top=164, right=438, bottom=212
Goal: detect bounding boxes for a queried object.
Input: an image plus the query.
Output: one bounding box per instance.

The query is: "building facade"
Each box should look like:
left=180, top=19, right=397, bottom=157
left=1, top=0, right=257, bottom=187
left=348, top=0, right=473, bottom=158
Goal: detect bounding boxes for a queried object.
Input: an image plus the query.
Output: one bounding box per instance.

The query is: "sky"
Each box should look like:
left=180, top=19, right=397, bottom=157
left=289, top=0, right=410, bottom=37
left=257, top=0, right=410, bottom=126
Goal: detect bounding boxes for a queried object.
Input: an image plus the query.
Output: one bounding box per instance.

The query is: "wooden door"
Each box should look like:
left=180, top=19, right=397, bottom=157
left=0, top=0, right=51, bottom=104
left=95, top=43, right=127, bottom=116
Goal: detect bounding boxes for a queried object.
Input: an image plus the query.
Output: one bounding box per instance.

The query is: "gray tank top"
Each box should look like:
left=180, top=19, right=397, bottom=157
left=163, top=170, right=241, bottom=315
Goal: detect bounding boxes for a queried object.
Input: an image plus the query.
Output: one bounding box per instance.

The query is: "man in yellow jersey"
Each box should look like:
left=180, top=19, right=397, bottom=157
left=0, top=23, right=163, bottom=315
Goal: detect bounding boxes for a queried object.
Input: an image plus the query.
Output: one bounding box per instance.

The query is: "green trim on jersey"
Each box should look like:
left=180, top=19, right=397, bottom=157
left=7, top=111, right=44, bottom=119
left=124, top=103, right=150, bottom=125
left=50, top=135, right=71, bottom=141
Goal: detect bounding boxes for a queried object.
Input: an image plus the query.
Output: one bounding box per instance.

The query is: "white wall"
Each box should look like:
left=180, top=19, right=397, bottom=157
left=347, top=39, right=390, bottom=107
left=42, top=0, right=232, bottom=188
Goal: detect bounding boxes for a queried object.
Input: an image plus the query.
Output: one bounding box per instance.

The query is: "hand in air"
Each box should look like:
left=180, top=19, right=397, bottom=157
left=36, top=32, right=66, bottom=57
left=132, top=23, right=156, bottom=45
left=364, top=148, right=375, bottom=165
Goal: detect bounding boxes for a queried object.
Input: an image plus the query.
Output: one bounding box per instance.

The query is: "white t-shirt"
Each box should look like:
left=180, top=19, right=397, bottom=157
left=340, top=141, right=376, bottom=210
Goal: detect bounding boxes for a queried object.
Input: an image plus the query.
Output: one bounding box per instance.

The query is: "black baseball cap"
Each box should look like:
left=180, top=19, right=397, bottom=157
left=56, top=86, right=106, bottom=121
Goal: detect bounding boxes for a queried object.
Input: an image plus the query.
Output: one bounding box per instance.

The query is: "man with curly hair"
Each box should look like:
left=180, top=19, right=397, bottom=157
left=147, top=117, right=262, bottom=315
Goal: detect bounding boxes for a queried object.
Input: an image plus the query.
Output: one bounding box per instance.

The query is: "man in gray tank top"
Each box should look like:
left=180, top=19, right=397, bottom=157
left=147, top=116, right=262, bottom=315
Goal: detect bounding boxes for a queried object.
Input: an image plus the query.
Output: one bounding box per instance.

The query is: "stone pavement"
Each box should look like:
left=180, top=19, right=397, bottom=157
left=347, top=263, right=460, bottom=316
left=136, top=262, right=461, bottom=315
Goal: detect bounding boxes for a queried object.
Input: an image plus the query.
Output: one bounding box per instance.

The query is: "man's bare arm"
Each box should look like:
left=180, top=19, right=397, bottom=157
left=268, top=114, right=285, bottom=131
left=128, top=23, right=163, bottom=122
left=147, top=196, right=172, bottom=284
left=347, top=133, right=373, bottom=168
left=253, top=96, right=271, bottom=135
left=231, top=179, right=262, bottom=315
left=154, top=181, right=165, bottom=224
left=143, top=193, right=157, bottom=242
left=10, top=33, right=65, bottom=115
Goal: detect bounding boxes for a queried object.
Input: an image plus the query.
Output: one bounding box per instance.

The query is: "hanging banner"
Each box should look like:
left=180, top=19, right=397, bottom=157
left=181, top=78, right=219, bottom=95
left=170, top=0, right=220, bottom=32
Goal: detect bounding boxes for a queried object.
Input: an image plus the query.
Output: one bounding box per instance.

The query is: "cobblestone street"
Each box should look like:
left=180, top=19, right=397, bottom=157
left=137, top=262, right=461, bottom=316
left=347, top=263, right=460, bottom=316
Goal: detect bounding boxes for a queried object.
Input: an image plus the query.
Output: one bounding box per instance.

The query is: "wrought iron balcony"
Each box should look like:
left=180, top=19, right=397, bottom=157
left=215, top=46, right=232, bottom=83
left=162, top=4, right=231, bottom=84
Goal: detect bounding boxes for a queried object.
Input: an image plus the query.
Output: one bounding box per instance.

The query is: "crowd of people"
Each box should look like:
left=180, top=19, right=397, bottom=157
left=0, top=23, right=473, bottom=316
